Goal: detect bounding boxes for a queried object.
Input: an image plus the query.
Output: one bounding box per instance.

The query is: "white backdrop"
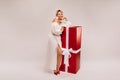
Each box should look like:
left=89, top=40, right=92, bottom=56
left=0, top=0, right=120, bottom=80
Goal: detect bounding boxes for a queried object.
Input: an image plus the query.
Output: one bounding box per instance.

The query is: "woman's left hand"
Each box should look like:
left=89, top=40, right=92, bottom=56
left=62, top=16, right=68, bottom=21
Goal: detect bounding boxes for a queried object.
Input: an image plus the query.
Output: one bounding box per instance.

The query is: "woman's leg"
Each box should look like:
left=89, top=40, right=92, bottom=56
left=55, top=44, right=62, bottom=72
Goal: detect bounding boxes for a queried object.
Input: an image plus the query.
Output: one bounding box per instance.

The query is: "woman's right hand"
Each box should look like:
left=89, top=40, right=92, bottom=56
left=55, top=17, right=58, bottom=20
left=52, top=17, right=58, bottom=22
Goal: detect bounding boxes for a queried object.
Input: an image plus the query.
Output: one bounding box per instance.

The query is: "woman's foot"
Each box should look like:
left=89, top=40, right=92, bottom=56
left=53, top=70, right=60, bottom=75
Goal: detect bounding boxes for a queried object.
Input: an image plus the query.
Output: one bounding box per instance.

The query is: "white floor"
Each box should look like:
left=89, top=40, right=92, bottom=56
left=0, top=58, right=120, bottom=80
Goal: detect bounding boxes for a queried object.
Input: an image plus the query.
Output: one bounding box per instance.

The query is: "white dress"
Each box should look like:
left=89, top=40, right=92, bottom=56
left=48, top=20, right=71, bottom=71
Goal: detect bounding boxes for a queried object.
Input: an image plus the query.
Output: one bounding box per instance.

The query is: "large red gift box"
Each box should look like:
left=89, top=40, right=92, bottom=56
left=59, top=26, right=82, bottom=74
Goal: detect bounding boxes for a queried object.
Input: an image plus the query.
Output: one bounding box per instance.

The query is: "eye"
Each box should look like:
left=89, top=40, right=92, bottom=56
left=58, top=13, right=61, bottom=15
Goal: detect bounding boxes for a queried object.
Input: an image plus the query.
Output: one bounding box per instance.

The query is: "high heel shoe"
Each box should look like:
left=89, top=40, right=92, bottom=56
left=54, top=70, right=60, bottom=75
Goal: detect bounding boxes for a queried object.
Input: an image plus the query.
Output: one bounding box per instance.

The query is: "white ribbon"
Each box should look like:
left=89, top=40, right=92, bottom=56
left=62, top=26, right=81, bottom=72
left=62, top=49, right=71, bottom=66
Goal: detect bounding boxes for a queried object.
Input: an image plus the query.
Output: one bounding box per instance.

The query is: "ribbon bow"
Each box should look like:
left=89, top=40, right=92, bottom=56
left=62, top=48, right=71, bottom=66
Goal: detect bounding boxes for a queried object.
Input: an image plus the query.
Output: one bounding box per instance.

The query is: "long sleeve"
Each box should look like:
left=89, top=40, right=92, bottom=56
left=60, top=20, right=71, bottom=27
left=51, top=22, right=62, bottom=36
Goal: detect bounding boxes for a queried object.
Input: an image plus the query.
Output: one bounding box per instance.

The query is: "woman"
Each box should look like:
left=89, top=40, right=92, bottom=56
left=51, top=10, right=71, bottom=75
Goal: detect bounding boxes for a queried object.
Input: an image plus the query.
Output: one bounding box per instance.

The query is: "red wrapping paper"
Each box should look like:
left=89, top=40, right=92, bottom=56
left=59, top=26, right=82, bottom=74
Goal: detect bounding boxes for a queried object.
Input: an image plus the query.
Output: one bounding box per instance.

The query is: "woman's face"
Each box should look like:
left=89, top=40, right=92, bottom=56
left=57, top=12, right=64, bottom=20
